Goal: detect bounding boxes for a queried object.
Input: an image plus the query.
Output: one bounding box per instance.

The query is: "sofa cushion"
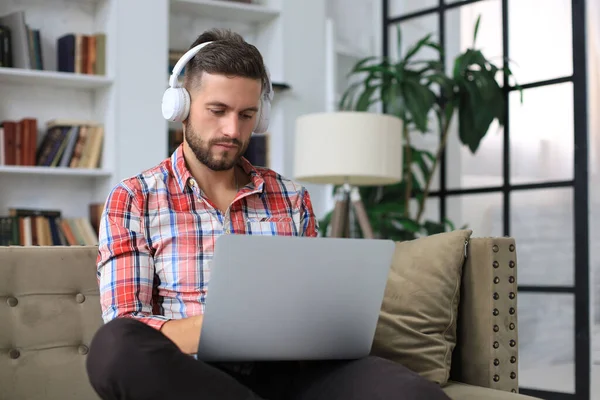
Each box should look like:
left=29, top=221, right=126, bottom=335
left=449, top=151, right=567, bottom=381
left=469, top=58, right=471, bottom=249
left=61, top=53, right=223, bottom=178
left=370, top=229, right=472, bottom=386
left=443, top=381, right=540, bottom=399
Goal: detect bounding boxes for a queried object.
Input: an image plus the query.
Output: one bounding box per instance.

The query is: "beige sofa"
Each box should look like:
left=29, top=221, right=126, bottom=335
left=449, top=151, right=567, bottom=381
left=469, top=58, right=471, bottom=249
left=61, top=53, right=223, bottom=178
left=0, top=236, right=539, bottom=399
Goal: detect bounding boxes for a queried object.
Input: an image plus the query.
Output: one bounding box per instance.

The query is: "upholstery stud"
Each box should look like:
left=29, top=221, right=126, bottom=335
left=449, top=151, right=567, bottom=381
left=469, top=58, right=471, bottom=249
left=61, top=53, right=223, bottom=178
left=9, top=349, right=20, bottom=359
left=509, top=323, right=515, bottom=330
left=78, top=345, right=89, bottom=355
left=493, top=341, right=499, bottom=349
left=493, top=261, right=499, bottom=269
left=493, top=375, right=500, bottom=382
left=493, top=308, right=499, bottom=316
left=510, top=372, right=516, bottom=379
left=493, top=292, right=499, bottom=300
left=510, top=356, right=516, bottom=364
left=509, top=292, right=516, bottom=300
left=76, top=293, right=86, bottom=304
left=508, top=276, right=515, bottom=283
left=493, top=325, right=499, bottom=332
left=512, top=389, right=517, bottom=393
left=6, top=296, right=18, bottom=307
left=509, top=340, right=516, bottom=347
left=509, top=244, right=515, bottom=252
left=493, top=245, right=499, bottom=253
left=509, top=260, right=515, bottom=268
left=509, top=307, right=515, bottom=315
left=494, top=359, right=500, bottom=366
left=494, top=277, right=500, bottom=284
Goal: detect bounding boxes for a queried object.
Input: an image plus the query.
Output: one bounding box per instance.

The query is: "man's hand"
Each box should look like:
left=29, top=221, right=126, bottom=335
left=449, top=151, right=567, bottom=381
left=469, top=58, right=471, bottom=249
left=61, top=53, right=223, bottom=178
left=160, top=315, right=204, bottom=354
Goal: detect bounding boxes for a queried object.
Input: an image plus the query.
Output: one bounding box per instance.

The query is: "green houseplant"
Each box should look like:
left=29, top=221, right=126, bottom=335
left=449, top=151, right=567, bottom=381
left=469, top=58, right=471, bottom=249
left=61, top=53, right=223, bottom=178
left=319, top=18, right=521, bottom=241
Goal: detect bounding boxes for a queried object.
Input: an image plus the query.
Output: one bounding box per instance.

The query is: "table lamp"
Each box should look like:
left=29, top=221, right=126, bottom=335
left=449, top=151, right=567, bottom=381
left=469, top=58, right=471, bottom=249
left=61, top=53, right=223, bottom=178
left=293, top=111, right=403, bottom=238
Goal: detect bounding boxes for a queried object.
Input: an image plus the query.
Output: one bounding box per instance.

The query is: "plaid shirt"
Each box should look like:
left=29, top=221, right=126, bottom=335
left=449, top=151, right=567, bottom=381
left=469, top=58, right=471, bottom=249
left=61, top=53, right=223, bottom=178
left=97, top=144, right=318, bottom=330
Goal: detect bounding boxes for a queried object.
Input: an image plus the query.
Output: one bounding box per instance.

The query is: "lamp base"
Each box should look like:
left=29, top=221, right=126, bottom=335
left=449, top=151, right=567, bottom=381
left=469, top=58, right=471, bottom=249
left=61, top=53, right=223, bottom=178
left=329, top=185, right=374, bottom=239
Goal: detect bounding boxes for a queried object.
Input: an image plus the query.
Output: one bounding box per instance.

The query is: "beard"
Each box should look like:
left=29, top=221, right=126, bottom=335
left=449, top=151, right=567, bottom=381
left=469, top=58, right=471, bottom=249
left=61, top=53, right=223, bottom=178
left=184, top=120, right=248, bottom=171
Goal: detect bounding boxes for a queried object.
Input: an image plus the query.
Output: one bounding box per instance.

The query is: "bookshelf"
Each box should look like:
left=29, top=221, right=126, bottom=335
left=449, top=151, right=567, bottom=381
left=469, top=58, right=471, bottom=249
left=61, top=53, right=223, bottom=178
left=0, top=0, right=335, bottom=246
left=0, top=67, right=113, bottom=89
left=169, top=0, right=280, bottom=23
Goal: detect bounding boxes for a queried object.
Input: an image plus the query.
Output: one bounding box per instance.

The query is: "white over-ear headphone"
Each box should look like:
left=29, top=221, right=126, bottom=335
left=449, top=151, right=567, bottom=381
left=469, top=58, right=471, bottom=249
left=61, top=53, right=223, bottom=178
left=161, top=41, right=273, bottom=134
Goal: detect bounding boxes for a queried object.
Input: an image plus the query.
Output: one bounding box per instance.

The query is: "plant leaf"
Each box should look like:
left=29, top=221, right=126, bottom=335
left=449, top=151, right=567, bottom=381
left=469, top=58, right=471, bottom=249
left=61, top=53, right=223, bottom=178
left=473, top=14, right=481, bottom=47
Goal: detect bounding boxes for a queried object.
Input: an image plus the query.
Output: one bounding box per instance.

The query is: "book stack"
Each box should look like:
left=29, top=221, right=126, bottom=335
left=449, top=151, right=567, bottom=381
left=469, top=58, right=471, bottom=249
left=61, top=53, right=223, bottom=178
left=35, top=119, right=104, bottom=169
left=0, top=10, right=43, bottom=69
left=57, top=33, right=106, bottom=75
left=0, top=118, right=38, bottom=166
left=0, top=208, right=98, bottom=246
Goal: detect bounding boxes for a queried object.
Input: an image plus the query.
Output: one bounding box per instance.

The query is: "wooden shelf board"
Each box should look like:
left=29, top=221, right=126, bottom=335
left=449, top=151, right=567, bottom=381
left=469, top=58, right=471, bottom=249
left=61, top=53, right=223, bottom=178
left=170, top=0, right=280, bottom=23
left=0, top=166, right=112, bottom=177
left=0, top=67, right=113, bottom=89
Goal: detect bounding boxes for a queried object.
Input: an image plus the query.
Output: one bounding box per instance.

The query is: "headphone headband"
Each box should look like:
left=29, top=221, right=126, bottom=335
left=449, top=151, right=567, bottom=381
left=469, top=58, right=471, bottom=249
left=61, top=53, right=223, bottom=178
left=169, top=41, right=214, bottom=88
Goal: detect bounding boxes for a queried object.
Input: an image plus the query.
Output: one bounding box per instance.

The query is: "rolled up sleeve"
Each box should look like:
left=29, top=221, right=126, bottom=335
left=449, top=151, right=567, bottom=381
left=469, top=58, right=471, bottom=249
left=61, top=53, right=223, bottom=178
left=96, top=183, right=169, bottom=331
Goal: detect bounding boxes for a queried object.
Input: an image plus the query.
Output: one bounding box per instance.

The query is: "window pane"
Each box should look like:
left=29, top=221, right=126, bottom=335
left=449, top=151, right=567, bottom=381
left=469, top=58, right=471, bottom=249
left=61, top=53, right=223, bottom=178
left=388, top=15, right=440, bottom=192
left=387, top=14, right=439, bottom=62
left=446, top=193, right=503, bottom=237
left=511, top=188, right=573, bottom=286
left=510, top=83, right=574, bottom=184
left=389, top=0, right=438, bottom=19
left=444, top=0, right=504, bottom=189
left=508, top=0, right=573, bottom=85
left=518, top=293, right=575, bottom=394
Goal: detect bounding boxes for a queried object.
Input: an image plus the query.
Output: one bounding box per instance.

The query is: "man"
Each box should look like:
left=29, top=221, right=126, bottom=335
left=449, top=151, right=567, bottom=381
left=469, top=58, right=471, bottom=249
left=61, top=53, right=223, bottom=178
left=86, top=28, right=450, bottom=400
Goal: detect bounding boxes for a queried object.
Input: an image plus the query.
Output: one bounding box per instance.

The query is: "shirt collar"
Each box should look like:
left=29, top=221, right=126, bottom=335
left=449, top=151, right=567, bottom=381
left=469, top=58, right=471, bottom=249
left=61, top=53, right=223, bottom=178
left=171, top=143, right=266, bottom=195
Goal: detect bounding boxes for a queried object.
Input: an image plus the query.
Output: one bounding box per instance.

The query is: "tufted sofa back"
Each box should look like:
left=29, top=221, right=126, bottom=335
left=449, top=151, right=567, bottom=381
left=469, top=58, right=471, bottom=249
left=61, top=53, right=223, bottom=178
left=0, top=246, right=102, bottom=400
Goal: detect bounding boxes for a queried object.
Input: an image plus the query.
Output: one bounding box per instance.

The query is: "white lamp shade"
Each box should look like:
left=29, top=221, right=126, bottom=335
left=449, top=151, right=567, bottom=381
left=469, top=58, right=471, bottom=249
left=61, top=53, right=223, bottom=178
left=293, top=111, right=403, bottom=186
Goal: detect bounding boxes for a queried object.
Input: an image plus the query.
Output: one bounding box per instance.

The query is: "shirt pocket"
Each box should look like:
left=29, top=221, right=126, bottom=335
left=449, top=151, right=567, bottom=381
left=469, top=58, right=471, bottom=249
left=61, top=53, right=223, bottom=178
left=245, top=216, right=299, bottom=236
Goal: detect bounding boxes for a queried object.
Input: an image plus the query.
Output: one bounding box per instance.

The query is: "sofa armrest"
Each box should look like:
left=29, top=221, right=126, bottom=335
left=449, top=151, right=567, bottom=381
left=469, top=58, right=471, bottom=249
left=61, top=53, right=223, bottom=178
left=450, top=237, right=520, bottom=394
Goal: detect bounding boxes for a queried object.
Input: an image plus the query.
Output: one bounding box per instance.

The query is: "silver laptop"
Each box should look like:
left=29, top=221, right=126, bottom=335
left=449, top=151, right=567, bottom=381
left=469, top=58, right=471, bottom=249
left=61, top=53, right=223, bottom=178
left=196, top=234, right=396, bottom=362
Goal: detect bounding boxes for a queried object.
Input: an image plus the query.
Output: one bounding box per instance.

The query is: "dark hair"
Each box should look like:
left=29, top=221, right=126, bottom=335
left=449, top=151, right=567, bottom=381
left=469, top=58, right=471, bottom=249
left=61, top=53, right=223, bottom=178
left=184, top=28, right=268, bottom=94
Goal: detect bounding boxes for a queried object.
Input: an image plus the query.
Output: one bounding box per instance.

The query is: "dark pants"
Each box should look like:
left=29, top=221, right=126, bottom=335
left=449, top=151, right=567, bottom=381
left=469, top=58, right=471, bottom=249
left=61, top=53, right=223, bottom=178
left=86, top=318, right=451, bottom=400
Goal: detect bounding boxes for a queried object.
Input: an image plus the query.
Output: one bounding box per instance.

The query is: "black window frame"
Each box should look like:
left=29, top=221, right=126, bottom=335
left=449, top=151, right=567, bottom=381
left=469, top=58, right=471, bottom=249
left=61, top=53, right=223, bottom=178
left=381, top=0, right=591, bottom=398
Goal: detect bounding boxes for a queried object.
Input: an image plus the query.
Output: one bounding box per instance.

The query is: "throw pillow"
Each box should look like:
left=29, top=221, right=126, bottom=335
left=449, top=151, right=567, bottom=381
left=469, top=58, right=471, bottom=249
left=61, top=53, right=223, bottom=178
left=370, top=229, right=473, bottom=386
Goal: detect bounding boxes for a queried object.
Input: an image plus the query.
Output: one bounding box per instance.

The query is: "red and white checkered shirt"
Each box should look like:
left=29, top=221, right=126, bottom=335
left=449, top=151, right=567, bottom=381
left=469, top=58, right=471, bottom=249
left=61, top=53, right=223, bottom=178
left=96, top=144, right=319, bottom=330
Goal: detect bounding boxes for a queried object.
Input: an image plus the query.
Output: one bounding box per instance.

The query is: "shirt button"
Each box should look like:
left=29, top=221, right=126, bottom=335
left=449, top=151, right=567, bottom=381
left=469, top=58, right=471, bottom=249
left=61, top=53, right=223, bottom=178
left=224, top=228, right=231, bottom=234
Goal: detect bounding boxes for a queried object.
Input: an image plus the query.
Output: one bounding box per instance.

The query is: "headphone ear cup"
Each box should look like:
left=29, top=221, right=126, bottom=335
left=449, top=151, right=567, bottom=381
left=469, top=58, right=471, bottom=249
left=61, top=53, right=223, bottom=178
left=254, top=96, right=270, bottom=134
left=162, top=87, right=190, bottom=122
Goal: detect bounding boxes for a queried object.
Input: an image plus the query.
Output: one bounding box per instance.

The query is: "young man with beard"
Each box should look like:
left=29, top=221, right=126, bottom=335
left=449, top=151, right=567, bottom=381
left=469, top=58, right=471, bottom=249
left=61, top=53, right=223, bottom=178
left=85, top=28, right=451, bottom=400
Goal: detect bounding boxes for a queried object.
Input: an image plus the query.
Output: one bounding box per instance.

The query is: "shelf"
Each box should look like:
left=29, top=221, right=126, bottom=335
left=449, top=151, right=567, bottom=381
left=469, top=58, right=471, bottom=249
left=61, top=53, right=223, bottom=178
left=0, top=166, right=112, bottom=178
left=0, top=68, right=113, bottom=89
left=170, top=0, right=280, bottom=24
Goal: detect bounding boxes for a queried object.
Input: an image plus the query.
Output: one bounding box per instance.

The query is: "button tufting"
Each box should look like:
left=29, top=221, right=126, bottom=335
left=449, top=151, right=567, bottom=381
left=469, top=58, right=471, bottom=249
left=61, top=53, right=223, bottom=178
left=6, top=297, right=18, bottom=307
left=78, top=345, right=89, bottom=355
left=75, top=293, right=86, bottom=303
left=509, top=260, right=515, bottom=268
left=493, top=261, right=499, bottom=269
left=493, top=245, right=499, bottom=252
left=9, top=349, right=20, bottom=359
